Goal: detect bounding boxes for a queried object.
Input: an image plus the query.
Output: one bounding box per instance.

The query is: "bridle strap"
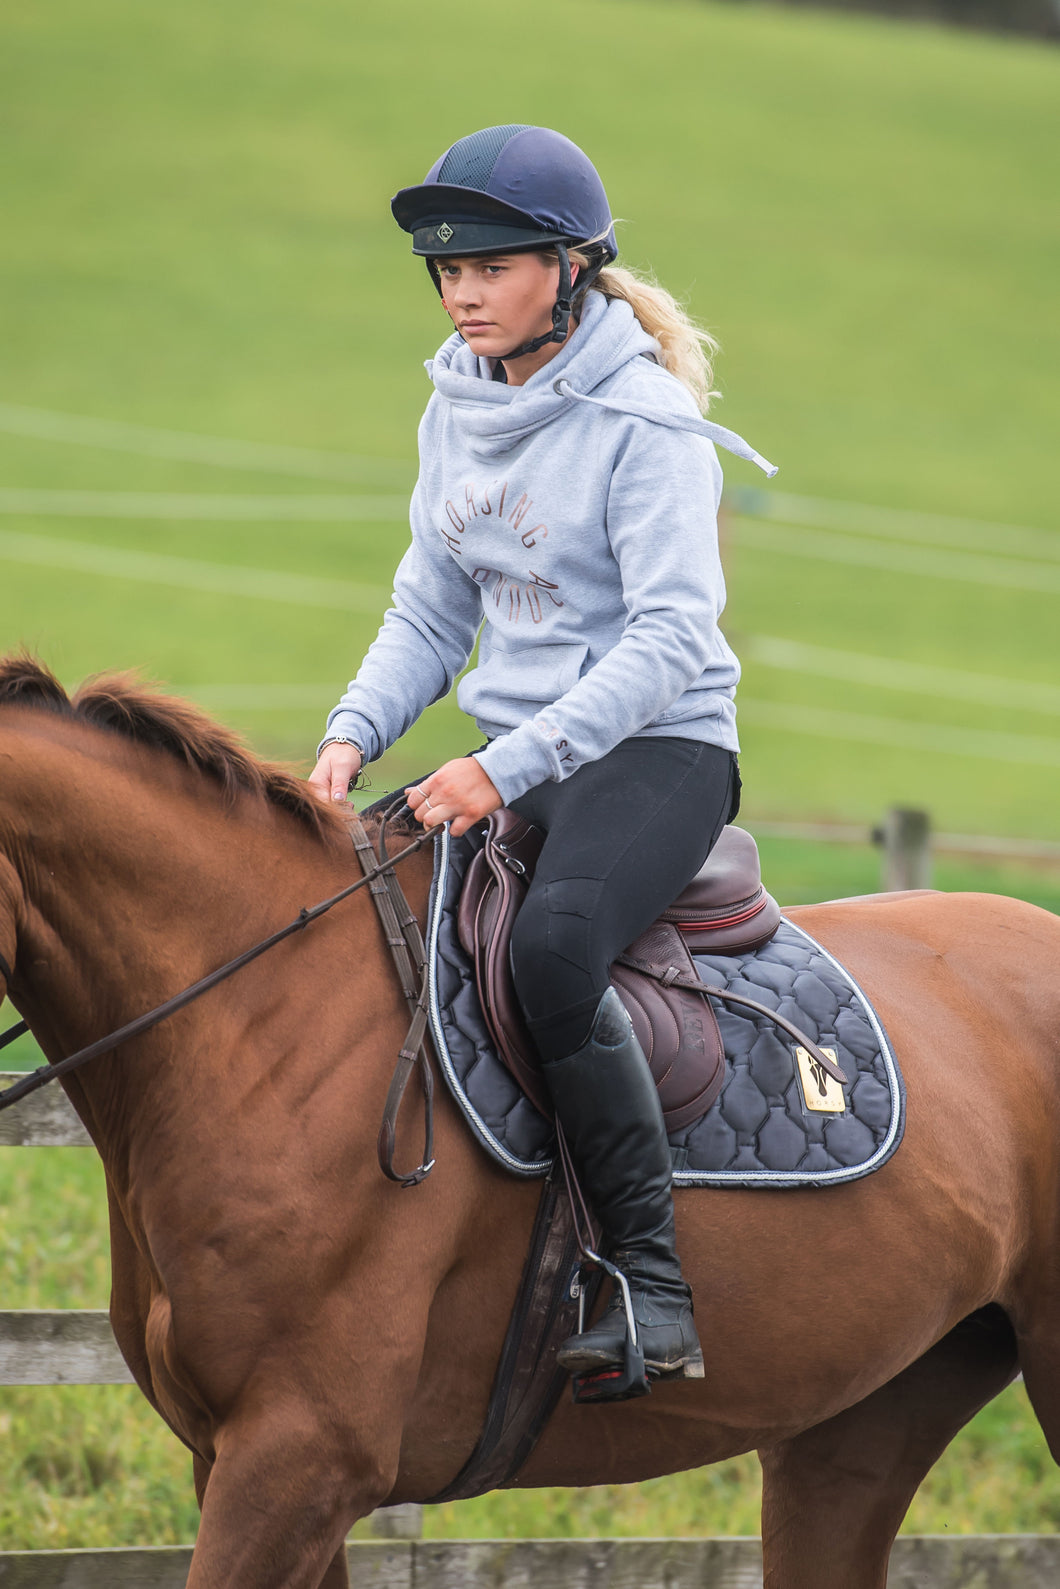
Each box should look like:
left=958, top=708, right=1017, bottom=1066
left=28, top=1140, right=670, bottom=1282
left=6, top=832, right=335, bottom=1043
left=349, top=808, right=437, bottom=1188
left=0, top=1018, right=28, bottom=1051
left=0, top=948, right=28, bottom=1051
left=0, top=824, right=434, bottom=1114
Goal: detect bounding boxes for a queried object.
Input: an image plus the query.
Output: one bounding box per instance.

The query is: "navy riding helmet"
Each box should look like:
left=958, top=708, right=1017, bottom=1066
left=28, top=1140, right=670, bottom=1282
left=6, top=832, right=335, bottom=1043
left=391, top=125, right=618, bottom=359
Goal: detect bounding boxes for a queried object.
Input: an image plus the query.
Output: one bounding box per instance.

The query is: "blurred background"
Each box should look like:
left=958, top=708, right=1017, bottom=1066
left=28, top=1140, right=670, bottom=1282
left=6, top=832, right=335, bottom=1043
left=1, top=0, right=1058, bottom=1552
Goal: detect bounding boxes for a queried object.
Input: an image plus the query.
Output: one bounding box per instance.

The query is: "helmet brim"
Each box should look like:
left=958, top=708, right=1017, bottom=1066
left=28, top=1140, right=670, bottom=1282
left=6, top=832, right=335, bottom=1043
left=392, top=182, right=573, bottom=257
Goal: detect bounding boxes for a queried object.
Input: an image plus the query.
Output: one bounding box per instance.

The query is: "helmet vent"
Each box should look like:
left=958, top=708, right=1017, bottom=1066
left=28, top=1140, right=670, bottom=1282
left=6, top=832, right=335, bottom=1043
left=436, top=124, right=531, bottom=192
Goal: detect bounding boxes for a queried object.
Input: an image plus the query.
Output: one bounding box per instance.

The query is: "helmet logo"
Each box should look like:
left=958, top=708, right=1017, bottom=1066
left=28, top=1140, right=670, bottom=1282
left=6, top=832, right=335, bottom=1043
left=437, top=222, right=454, bottom=243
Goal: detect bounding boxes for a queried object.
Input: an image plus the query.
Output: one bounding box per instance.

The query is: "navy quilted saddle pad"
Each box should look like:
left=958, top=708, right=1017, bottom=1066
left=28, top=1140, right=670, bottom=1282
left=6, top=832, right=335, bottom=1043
left=427, top=826, right=905, bottom=1189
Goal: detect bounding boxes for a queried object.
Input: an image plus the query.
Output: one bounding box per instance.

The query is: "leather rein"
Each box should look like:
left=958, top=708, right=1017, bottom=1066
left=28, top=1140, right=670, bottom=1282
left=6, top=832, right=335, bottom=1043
left=0, top=804, right=438, bottom=1186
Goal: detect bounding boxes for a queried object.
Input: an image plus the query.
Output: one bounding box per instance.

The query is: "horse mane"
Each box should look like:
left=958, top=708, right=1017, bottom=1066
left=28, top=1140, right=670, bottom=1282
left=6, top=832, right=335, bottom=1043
left=0, top=652, right=346, bottom=841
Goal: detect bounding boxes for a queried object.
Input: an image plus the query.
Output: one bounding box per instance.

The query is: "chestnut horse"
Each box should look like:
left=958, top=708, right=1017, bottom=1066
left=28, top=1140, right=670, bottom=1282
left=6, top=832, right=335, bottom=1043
left=1, top=655, right=1059, bottom=1589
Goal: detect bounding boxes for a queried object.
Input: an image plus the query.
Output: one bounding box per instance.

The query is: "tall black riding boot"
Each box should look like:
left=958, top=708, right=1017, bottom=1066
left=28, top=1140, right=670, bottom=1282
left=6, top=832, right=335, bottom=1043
left=543, top=988, right=703, bottom=1380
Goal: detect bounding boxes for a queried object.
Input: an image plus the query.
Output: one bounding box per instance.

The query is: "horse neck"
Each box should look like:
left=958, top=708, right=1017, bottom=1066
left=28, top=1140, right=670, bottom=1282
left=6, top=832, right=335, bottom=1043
left=0, top=717, right=370, bottom=1164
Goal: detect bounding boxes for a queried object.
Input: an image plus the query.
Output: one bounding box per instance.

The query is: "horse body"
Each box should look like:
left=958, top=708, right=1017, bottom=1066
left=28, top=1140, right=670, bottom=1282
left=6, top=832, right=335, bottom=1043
left=1, top=663, right=1058, bottom=1589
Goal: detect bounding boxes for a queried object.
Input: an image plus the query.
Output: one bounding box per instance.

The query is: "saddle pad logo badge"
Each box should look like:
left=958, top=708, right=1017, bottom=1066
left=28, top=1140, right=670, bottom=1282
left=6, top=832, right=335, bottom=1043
left=795, top=1046, right=846, bottom=1114
left=437, top=222, right=454, bottom=242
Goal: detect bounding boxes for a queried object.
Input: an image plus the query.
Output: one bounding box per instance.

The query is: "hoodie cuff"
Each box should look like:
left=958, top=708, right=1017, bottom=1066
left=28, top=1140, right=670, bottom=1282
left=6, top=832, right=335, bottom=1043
left=319, top=709, right=380, bottom=765
left=472, top=721, right=563, bottom=806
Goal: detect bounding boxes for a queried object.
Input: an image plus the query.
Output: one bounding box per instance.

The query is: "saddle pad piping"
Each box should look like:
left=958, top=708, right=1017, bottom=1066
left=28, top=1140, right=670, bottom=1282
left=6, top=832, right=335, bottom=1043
left=671, top=917, right=905, bottom=1189
left=427, top=826, right=555, bottom=1178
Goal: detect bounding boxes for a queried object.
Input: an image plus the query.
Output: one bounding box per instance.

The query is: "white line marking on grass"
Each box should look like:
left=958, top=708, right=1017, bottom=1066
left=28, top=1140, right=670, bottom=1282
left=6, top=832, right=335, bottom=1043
left=0, top=489, right=409, bottom=521
left=0, top=531, right=389, bottom=612
left=731, top=519, right=1060, bottom=593
left=748, top=819, right=1060, bottom=863
left=186, top=684, right=341, bottom=708
left=3, top=401, right=1054, bottom=557
left=738, top=699, right=1060, bottom=767
left=0, top=402, right=412, bottom=486
left=729, top=488, right=1060, bottom=561
left=744, top=636, right=1060, bottom=715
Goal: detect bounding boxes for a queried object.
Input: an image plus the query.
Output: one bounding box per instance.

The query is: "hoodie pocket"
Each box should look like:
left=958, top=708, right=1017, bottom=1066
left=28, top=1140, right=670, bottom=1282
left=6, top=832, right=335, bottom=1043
left=458, top=639, right=590, bottom=725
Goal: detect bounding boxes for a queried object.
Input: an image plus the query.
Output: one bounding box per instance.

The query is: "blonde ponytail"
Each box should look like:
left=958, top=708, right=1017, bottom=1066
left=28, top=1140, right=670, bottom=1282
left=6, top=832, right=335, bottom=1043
left=568, top=251, right=719, bottom=413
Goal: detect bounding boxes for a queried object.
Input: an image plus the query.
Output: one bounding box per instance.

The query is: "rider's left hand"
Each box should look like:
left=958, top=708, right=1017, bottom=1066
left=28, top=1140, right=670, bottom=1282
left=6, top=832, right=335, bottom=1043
left=406, top=758, right=502, bottom=838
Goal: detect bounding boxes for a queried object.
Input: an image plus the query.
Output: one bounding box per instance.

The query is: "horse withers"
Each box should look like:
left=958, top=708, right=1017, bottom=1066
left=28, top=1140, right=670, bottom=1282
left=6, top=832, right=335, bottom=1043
left=0, top=654, right=1057, bottom=1589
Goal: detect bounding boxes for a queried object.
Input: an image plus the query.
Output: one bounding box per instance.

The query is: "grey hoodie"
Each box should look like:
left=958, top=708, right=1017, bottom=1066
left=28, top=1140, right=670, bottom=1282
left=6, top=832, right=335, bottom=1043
left=322, top=292, right=775, bottom=805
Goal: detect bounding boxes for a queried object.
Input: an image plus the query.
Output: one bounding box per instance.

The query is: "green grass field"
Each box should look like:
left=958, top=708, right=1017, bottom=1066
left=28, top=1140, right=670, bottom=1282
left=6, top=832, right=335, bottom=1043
left=1, top=0, right=1058, bottom=1552
left=2, top=0, right=1058, bottom=837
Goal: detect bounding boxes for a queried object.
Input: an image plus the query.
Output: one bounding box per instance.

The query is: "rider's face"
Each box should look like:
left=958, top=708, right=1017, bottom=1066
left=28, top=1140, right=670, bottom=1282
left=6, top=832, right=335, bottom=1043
left=436, top=252, right=570, bottom=367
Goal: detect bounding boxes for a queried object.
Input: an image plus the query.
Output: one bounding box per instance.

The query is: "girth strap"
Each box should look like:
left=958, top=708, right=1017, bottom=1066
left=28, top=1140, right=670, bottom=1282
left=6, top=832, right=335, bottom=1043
left=349, top=811, right=437, bottom=1188
left=426, top=1175, right=605, bottom=1503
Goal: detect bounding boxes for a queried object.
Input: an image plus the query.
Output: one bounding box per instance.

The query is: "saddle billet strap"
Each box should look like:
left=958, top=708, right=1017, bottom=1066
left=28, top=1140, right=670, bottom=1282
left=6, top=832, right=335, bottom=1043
left=425, top=1175, right=605, bottom=1503
left=616, top=950, right=849, bottom=1087
left=348, top=812, right=437, bottom=1188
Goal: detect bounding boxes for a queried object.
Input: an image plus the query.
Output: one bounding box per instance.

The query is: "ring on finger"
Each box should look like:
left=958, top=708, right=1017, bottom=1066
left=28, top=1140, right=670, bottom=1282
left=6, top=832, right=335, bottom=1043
left=423, top=795, right=434, bottom=811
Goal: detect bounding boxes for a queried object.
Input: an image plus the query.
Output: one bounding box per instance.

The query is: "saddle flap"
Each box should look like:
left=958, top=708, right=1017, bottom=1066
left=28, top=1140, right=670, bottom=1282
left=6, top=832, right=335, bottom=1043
left=459, top=812, right=727, bottom=1133
left=612, top=922, right=726, bottom=1131
left=457, top=810, right=543, bottom=957
left=458, top=812, right=550, bottom=1118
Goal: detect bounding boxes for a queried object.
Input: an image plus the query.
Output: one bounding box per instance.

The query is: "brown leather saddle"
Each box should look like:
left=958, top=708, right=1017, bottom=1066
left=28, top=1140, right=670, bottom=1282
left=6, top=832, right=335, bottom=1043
left=457, top=813, right=783, bottom=1132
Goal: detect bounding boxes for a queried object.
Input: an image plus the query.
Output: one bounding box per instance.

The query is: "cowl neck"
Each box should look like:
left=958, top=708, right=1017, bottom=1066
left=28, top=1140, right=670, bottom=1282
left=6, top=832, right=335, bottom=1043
left=425, top=293, right=658, bottom=449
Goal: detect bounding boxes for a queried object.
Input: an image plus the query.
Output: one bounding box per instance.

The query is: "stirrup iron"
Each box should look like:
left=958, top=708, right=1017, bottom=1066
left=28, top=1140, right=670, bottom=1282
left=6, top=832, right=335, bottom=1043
left=569, top=1252, right=649, bottom=1405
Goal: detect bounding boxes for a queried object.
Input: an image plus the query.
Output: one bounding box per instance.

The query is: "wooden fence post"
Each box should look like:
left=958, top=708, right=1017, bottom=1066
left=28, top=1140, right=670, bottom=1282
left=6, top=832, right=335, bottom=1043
left=874, top=807, right=932, bottom=892
left=369, top=1504, right=423, bottom=1539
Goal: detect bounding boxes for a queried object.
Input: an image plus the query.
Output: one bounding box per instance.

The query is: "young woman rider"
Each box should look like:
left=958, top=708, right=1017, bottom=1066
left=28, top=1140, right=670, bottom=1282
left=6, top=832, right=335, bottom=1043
left=309, top=125, right=776, bottom=1390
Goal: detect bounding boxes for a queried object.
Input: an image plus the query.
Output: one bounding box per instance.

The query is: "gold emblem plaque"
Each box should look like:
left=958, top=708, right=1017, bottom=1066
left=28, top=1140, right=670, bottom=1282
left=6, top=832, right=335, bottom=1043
left=795, top=1046, right=846, bottom=1114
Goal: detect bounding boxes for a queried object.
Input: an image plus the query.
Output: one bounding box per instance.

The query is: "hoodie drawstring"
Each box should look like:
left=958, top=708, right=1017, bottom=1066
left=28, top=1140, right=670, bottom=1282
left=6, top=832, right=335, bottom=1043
left=553, top=378, right=778, bottom=479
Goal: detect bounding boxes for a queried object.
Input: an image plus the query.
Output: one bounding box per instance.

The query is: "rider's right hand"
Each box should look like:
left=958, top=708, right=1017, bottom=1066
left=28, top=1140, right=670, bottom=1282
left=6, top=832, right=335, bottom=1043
left=308, top=744, right=362, bottom=805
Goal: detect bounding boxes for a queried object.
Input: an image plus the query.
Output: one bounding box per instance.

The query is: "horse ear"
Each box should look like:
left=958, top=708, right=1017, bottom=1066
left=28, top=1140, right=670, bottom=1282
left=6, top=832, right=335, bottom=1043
left=0, top=652, right=71, bottom=713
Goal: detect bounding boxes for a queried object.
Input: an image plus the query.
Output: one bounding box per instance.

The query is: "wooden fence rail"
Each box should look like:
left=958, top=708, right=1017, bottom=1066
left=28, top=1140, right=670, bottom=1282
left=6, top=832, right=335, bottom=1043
left=0, top=1070, right=130, bottom=1390
left=3, top=1537, right=1060, bottom=1588
left=0, top=1075, right=91, bottom=1148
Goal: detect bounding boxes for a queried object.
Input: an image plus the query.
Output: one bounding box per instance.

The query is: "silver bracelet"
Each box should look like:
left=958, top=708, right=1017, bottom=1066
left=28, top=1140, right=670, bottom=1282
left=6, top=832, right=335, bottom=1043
left=316, top=733, right=364, bottom=761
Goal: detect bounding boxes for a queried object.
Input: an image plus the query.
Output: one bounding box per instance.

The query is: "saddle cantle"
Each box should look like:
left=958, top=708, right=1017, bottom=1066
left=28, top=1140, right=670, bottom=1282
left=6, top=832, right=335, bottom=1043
left=456, top=814, right=782, bottom=1132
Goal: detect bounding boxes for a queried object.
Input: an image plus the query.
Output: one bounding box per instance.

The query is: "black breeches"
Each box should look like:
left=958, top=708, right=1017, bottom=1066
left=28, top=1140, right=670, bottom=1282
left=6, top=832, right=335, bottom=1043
left=508, top=737, right=738, bottom=1064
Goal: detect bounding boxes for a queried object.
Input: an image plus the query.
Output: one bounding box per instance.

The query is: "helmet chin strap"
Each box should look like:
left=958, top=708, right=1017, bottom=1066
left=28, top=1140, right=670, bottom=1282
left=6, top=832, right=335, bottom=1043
left=496, top=244, right=574, bottom=362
